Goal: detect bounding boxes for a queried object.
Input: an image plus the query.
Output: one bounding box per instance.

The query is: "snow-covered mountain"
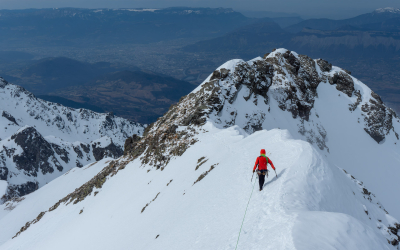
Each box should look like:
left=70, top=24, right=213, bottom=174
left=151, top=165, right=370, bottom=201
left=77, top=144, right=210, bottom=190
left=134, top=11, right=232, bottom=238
left=0, top=49, right=399, bottom=249
left=0, top=77, right=145, bottom=202
left=374, top=7, right=400, bottom=14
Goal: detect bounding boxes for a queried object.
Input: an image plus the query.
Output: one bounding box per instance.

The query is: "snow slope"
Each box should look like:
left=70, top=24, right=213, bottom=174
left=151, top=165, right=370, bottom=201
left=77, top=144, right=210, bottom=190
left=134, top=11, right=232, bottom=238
left=0, top=124, right=398, bottom=249
left=0, top=77, right=145, bottom=201
left=0, top=158, right=110, bottom=244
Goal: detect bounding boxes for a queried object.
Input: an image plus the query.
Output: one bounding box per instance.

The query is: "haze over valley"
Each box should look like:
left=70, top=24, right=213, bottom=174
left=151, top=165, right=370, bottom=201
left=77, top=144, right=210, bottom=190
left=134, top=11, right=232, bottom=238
left=1, top=7, right=400, bottom=119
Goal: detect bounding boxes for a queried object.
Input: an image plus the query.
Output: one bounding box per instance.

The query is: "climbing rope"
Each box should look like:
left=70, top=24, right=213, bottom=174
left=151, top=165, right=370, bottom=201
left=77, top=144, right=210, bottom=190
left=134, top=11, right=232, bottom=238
left=235, top=175, right=257, bottom=250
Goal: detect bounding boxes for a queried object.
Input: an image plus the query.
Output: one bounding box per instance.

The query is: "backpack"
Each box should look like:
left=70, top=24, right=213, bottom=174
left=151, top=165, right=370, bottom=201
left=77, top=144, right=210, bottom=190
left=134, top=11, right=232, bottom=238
left=260, top=155, right=268, bottom=165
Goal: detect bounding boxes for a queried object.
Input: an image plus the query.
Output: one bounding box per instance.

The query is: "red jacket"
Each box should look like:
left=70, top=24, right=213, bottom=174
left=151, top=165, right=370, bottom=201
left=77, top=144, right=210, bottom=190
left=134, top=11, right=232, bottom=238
left=253, top=156, right=275, bottom=171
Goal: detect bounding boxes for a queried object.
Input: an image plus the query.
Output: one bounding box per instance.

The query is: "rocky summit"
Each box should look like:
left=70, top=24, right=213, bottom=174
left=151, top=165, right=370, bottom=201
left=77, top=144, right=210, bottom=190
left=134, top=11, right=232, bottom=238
left=0, top=77, right=145, bottom=202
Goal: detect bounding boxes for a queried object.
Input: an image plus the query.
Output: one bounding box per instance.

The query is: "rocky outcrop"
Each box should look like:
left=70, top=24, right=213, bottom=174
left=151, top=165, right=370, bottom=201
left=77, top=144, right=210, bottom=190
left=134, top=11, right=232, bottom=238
left=11, top=127, right=64, bottom=176
left=316, top=59, right=332, bottom=72
left=2, top=111, right=18, bottom=126
left=0, top=166, right=8, bottom=180
left=361, top=92, right=398, bottom=143
left=2, top=182, right=38, bottom=202
left=92, top=140, right=123, bottom=161
left=123, top=134, right=141, bottom=156
left=329, top=72, right=355, bottom=97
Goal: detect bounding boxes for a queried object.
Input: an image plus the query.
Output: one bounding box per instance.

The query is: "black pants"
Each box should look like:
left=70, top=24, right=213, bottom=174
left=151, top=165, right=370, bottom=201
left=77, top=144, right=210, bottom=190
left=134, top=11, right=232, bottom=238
left=258, top=174, right=265, bottom=190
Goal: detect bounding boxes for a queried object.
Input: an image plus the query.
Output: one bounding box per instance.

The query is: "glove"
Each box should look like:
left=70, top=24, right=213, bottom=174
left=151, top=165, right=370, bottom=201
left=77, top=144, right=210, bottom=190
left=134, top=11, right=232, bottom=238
left=253, top=170, right=255, bottom=173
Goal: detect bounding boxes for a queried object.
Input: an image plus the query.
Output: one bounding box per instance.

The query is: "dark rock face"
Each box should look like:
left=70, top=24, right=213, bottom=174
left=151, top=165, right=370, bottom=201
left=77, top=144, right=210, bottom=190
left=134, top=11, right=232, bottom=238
left=51, top=143, right=69, bottom=163
left=181, top=107, right=207, bottom=126
left=81, top=143, right=90, bottom=154
left=329, top=72, right=355, bottom=97
left=316, top=59, right=332, bottom=72
left=0, top=167, right=8, bottom=180
left=11, top=127, right=63, bottom=176
left=92, top=140, right=123, bottom=161
left=1, top=182, right=39, bottom=202
left=243, top=112, right=266, bottom=133
left=270, top=53, right=322, bottom=122
left=349, top=90, right=362, bottom=111
left=123, top=134, right=141, bottom=156
left=102, top=113, right=117, bottom=131
left=210, top=68, right=230, bottom=81
left=76, top=160, right=83, bottom=168
left=283, top=50, right=300, bottom=74
left=73, top=146, right=84, bottom=159
left=2, top=111, right=19, bottom=125
left=361, top=94, right=397, bottom=143
left=233, top=60, right=274, bottom=102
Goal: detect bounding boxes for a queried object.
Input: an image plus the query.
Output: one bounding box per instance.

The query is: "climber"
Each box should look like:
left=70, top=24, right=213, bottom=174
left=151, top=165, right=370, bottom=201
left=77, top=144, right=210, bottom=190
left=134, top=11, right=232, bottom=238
left=253, top=149, right=276, bottom=191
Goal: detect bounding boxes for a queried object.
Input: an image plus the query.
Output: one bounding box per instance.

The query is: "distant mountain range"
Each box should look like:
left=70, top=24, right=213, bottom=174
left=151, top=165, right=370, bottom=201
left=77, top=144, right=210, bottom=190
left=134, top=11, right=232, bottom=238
left=286, top=7, right=400, bottom=33
left=184, top=7, right=400, bottom=57
left=0, top=7, right=260, bottom=47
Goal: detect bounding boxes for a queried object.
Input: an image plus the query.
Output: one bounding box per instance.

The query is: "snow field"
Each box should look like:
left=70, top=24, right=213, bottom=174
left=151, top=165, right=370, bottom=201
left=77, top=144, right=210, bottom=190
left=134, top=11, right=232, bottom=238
left=0, top=123, right=396, bottom=250
left=0, top=158, right=111, bottom=245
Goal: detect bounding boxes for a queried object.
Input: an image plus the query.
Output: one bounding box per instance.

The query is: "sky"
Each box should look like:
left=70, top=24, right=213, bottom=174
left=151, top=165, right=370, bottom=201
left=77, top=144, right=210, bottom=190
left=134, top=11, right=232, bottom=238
left=0, top=0, right=400, bottom=19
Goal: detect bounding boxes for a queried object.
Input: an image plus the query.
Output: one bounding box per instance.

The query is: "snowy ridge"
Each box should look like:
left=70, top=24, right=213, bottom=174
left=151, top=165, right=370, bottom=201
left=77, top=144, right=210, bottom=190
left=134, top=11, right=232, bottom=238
left=0, top=49, right=399, bottom=249
left=0, top=125, right=398, bottom=249
left=374, top=7, right=400, bottom=14
left=0, top=77, right=145, bottom=201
